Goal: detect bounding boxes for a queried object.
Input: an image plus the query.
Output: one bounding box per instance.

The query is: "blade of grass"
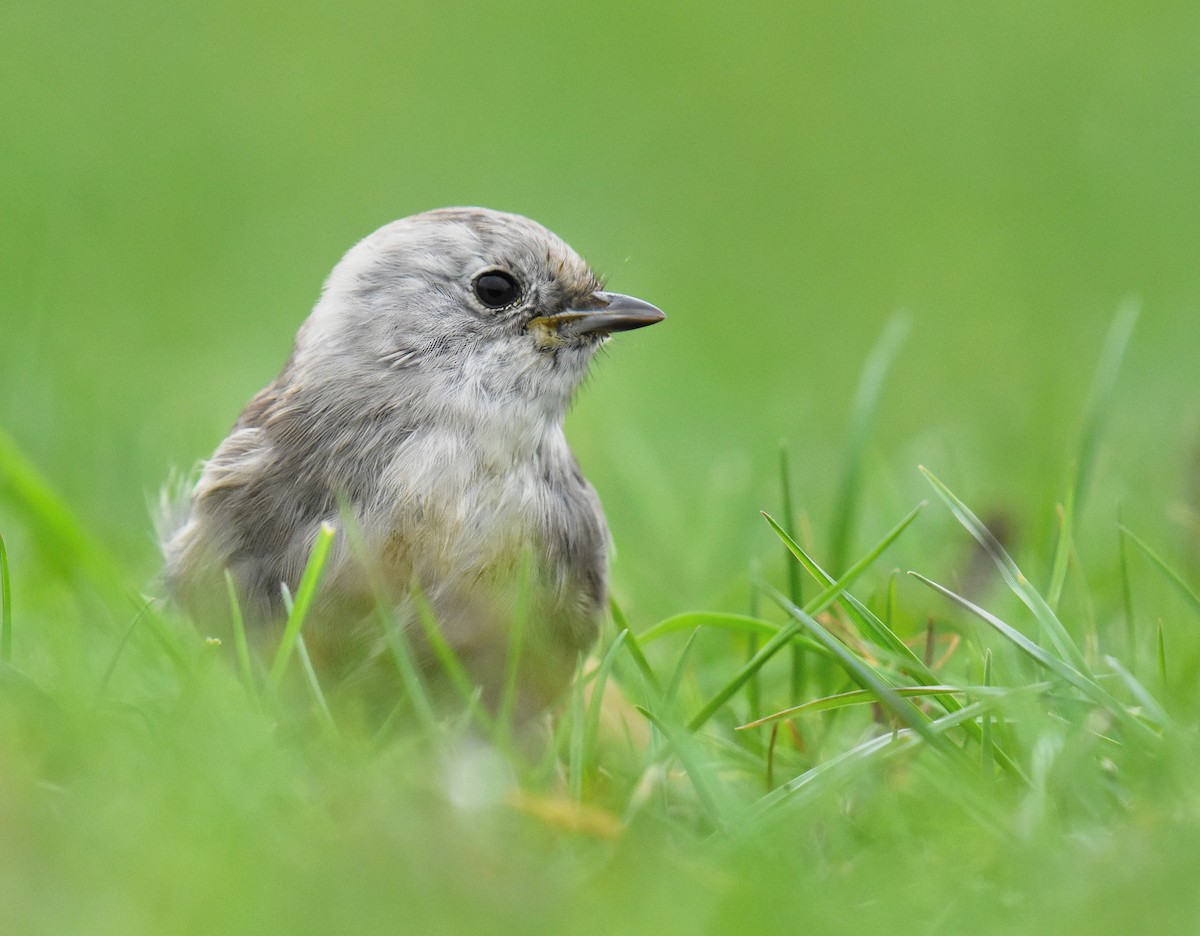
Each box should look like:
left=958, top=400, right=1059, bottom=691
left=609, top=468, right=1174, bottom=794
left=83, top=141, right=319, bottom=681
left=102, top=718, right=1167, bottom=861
left=746, top=582, right=762, bottom=725
left=223, top=570, right=255, bottom=691
left=0, top=427, right=130, bottom=615
left=981, top=650, right=994, bottom=778
left=0, top=659, right=72, bottom=767
left=94, top=599, right=155, bottom=701
left=920, top=466, right=1091, bottom=676
left=295, top=633, right=336, bottom=734
left=766, top=521, right=923, bottom=669
left=1047, top=487, right=1075, bottom=612
left=910, top=569, right=1085, bottom=687
left=664, top=628, right=702, bottom=715
left=378, top=606, right=440, bottom=741
left=1119, top=525, right=1200, bottom=616
left=1070, top=537, right=1100, bottom=667
left=909, top=571, right=1158, bottom=745
left=764, top=503, right=924, bottom=656
left=497, top=553, right=534, bottom=736
left=885, top=569, right=899, bottom=632
left=765, top=518, right=1024, bottom=778
left=581, top=630, right=628, bottom=785
left=132, top=602, right=192, bottom=674
left=1118, top=506, right=1137, bottom=671
left=1047, top=300, right=1139, bottom=608
left=333, top=502, right=452, bottom=738
left=637, top=706, right=729, bottom=830
left=409, top=587, right=495, bottom=735
left=268, top=522, right=336, bottom=689
left=0, top=659, right=62, bottom=718
left=780, top=444, right=803, bottom=607
left=568, top=655, right=587, bottom=801
left=829, top=312, right=910, bottom=572
left=780, top=445, right=805, bottom=701
left=742, top=726, right=919, bottom=826
left=766, top=723, right=779, bottom=790
left=639, top=612, right=783, bottom=644
left=1102, top=654, right=1170, bottom=729
left=1074, top=297, right=1140, bottom=511
left=762, top=589, right=945, bottom=748
left=610, top=596, right=662, bottom=696
left=687, top=504, right=923, bottom=733
left=739, top=682, right=1047, bottom=827
left=738, top=685, right=976, bottom=729
left=0, top=532, right=11, bottom=662
left=1157, top=621, right=1167, bottom=689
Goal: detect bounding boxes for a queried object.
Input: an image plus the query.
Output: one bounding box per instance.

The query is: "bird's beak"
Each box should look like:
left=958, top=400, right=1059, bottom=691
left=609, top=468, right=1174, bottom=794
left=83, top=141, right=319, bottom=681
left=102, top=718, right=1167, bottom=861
left=532, top=291, right=666, bottom=338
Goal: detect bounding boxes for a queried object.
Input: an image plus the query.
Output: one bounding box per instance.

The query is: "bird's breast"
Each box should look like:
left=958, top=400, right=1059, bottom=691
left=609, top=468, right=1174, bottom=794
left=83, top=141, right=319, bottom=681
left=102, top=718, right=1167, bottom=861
left=370, top=423, right=603, bottom=592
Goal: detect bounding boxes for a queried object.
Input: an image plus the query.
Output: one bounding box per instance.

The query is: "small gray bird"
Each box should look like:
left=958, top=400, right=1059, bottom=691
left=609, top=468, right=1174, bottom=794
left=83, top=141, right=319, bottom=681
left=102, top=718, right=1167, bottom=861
left=162, top=207, right=664, bottom=716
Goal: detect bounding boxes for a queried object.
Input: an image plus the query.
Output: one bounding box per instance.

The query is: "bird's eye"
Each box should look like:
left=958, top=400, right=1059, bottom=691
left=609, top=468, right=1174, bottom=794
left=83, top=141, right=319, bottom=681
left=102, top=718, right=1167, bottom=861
left=473, top=270, right=522, bottom=309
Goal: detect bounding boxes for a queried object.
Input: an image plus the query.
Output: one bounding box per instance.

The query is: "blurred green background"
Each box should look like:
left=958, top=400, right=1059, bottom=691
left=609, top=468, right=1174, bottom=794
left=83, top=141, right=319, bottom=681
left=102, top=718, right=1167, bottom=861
left=2, top=0, right=1198, bottom=621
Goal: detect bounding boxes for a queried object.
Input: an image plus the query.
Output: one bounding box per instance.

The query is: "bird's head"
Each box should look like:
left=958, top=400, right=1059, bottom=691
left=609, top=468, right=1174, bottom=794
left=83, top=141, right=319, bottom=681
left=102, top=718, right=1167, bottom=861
left=295, top=207, right=664, bottom=423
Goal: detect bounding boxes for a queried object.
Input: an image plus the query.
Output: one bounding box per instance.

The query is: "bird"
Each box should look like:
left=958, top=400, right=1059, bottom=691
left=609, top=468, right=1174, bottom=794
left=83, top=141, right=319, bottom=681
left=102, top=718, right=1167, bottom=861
left=161, top=207, right=664, bottom=718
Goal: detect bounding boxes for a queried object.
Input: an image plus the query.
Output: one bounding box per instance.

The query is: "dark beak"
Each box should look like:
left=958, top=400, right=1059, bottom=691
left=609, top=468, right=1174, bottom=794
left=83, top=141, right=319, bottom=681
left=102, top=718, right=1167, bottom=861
left=534, top=291, right=666, bottom=338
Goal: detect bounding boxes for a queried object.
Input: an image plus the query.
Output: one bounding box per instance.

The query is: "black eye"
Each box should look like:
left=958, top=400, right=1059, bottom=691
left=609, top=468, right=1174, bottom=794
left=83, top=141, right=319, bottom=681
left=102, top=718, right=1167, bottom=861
left=473, top=270, right=522, bottom=308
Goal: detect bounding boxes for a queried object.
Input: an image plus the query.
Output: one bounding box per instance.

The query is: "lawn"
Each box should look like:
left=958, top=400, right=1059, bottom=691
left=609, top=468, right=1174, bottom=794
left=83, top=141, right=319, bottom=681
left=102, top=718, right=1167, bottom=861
left=3, top=2, right=1200, bottom=933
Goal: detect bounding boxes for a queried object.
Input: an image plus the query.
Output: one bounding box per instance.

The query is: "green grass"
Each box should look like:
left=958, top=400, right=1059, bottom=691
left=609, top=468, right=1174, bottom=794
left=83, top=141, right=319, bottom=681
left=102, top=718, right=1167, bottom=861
left=4, top=306, right=1200, bottom=935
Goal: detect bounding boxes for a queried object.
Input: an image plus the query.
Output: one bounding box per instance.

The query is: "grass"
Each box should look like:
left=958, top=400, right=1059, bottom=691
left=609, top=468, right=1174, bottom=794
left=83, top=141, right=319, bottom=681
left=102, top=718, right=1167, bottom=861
left=3, top=306, right=1200, bottom=936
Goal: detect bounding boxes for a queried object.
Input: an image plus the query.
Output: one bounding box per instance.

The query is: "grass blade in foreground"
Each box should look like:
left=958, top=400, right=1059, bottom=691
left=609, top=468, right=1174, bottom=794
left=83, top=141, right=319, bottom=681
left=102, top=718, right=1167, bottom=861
left=610, top=596, right=662, bottom=696
left=764, top=505, right=923, bottom=659
left=1118, top=506, right=1138, bottom=669
left=664, top=628, right=702, bottom=715
left=639, top=612, right=782, bottom=644
left=336, top=503, right=458, bottom=739
left=94, top=600, right=156, bottom=701
left=780, top=445, right=805, bottom=700
left=296, top=633, right=336, bottom=734
left=1074, top=298, right=1140, bottom=513
left=739, top=680, right=1053, bottom=835
left=1103, top=655, right=1170, bottom=729
left=1158, top=622, right=1168, bottom=689
left=738, top=685, right=972, bottom=729
left=686, top=503, right=923, bottom=733
left=920, top=466, right=1091, bottom=676
left=638, top=706, right=731, bottom=830
left=581, top=630, right=627, bottom=789
left=981, top=650, right=994, bottom=777
left=909, top=571, right=1160, bottom=744
left=0, top=533, right=10, bottom=662
left=1048, top=300, right=1140, bottom=609
left=268, top=522, right=336, bottom=688
left=1047, top=485, right=1076, bottom=613
left=1119, top=524, right=1200, bottom=616
left=568, top=655, right=586, bottom=800
left=779, top=445, right=803, bottom=607
left=0, top=428, right=131, bottom=616
left=378, top=606, right=440, bottom=741
left=765, top=515, right=1024, bottom=779
left=764, top=588, right=945, bottom=748
left=224, top=570, right=255, bottom=691
left=497, top=555, right=534, bottom=737
left=410, top=587, right=496, bottom=736
left=744, top=729, right=919, bottom=825
left=829, top=312, right=910, bottom=572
